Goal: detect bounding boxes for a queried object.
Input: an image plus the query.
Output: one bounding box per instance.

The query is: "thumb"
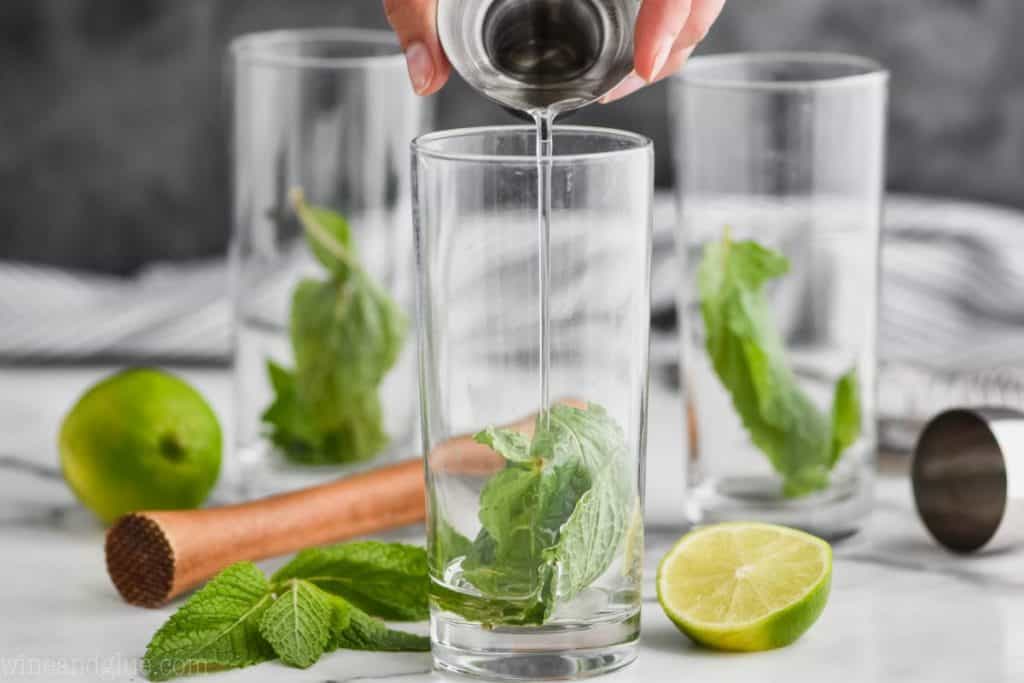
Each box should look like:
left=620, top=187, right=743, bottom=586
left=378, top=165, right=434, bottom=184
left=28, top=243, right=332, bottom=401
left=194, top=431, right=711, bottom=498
left=383, top=0, right=451, bottom=95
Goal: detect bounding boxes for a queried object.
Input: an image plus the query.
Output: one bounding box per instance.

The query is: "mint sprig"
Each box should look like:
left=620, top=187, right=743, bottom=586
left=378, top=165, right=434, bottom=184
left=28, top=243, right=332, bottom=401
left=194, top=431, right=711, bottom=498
left=440, top=403, right=635, bottom=626
left=142, top=543, right=429, bottom=681
left=262, top=191, right=407, bottom=465
left=697, top=229, right=861, bottom=497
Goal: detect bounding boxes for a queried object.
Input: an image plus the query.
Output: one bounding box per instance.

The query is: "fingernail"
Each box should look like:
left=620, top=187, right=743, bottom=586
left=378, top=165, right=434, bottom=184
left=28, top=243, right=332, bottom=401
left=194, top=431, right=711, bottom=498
left=648, top=38, right=674, bottom=82
left=404, top=42, right=433, bottom=94
left=600, top=73, right=645, bottom=104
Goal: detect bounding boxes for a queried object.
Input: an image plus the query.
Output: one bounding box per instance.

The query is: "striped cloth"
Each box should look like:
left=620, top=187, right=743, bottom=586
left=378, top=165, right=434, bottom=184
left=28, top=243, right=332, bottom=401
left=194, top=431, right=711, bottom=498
left=3, top=194, right=1023, bottom=448
left=0, top=259, right=230, bottom=362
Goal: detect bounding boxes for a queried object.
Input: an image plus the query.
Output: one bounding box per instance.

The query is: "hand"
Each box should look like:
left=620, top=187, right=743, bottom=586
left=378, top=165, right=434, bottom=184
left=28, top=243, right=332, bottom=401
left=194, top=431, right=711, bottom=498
left=383, top=0, right=725, bottom=101
left=602, top=0, right=727, bottom=102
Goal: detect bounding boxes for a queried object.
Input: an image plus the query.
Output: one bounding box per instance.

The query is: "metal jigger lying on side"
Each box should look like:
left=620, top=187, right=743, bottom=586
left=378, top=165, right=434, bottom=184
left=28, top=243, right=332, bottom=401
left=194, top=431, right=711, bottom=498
left=912, top=407, right=1024, bottom=553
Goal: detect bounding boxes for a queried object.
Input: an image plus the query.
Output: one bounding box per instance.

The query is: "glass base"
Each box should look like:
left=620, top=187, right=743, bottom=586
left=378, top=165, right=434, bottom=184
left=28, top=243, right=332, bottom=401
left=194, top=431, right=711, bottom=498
left=431, top=611, right=639, bottom=680
left=686, top=472, right=872, bottom=540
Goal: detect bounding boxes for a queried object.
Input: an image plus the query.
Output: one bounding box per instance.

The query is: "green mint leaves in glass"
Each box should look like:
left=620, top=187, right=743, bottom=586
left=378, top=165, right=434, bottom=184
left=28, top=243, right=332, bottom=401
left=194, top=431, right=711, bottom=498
left=262, top=191, right=407, bottom=465
left=434, top=403, right=634, bottom=626
left=672, top=53, right=885, bottom=538
left=698, top=230, right=861, bottom=498
left=231, top=29, right=425, bottom=497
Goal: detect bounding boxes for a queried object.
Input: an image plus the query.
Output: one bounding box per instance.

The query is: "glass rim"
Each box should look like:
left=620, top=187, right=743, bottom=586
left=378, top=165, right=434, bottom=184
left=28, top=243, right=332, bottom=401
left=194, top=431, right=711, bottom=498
left=677, top=51, right=889, bottom=91
left=230, top=28, right=404, bottom=70
left=411, top=125, right=653, bottom=165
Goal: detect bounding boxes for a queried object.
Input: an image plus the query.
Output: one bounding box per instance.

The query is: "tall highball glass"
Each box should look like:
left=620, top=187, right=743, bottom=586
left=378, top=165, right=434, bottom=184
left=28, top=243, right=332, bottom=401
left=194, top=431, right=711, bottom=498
left=670, top=53, right=888, bottom=538
left=229, top=30, right=430, bottom=498
left=413, top=126, right=653, bottom=679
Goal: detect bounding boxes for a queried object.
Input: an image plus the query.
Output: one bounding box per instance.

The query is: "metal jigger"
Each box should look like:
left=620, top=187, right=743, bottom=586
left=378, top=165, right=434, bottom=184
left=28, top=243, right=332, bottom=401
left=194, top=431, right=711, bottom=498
left=912, top=408, right=1024, bottom=553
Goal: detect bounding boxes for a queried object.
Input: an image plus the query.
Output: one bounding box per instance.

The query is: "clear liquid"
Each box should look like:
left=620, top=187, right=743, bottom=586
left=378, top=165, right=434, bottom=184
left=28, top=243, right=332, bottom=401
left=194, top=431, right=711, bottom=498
left=534, top=110, right=554, bottom=421
left=438, top=0, right=641, bottom=114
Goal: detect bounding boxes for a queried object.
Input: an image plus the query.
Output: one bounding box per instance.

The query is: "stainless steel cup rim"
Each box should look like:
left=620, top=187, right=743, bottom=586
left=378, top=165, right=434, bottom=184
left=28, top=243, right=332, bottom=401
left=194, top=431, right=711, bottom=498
left=912, top=407, right=1019, bottom=553
left=677, top=51, right=889, bottom=92
left=230, top=28, right=404, bottom=70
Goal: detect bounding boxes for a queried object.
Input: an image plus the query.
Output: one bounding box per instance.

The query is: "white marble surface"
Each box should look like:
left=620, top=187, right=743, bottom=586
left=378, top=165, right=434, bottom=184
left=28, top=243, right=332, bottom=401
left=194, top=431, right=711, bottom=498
left=1, top=365, right=1022, bottom=682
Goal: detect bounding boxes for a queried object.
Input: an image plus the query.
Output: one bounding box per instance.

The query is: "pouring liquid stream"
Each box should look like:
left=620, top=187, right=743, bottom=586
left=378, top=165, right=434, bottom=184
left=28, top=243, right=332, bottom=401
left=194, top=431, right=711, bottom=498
left=534, top=109, right=555, bottom=427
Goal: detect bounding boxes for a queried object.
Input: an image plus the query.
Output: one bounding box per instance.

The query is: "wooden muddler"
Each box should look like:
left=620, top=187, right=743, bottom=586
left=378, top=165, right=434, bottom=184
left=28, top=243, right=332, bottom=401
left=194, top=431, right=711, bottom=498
left=106, top=459, right=427, bottom=608
left=105, top=403, right=582, bottom=608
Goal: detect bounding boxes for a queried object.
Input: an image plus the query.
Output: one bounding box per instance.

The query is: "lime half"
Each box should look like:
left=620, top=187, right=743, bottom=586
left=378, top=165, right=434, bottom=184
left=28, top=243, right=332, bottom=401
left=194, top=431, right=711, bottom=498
left=657, top=522, right=831, bottom=652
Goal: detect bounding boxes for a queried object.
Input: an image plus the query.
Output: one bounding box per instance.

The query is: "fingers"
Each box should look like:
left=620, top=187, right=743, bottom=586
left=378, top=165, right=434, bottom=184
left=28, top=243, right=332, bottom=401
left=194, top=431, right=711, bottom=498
left=600, top=72, right=647, bottom=104
left=633, top=0, right=725, bottom=82
left=604, top=0, right=724, bottom=103
left=383, top=0, right=450, bottom=96
left=672, top=0, right=725, bottom=57
left=633, top=0, right=692, bottom=82
left=600, top=46, right=693, bottom=103
left=651, top=44, right=697, bottom=83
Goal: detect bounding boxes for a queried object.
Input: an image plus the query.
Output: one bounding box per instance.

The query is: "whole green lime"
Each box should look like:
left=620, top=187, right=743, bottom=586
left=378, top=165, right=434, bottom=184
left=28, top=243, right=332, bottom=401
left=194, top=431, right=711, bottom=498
left=59, top=368, right=222, bottom=524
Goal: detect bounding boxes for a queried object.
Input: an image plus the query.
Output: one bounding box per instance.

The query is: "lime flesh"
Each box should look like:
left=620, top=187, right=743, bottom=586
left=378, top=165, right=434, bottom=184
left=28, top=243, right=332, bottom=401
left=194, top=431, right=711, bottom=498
left=657, top=522, right=832, bottom=652
left=59, top=368, right=221, bottom=524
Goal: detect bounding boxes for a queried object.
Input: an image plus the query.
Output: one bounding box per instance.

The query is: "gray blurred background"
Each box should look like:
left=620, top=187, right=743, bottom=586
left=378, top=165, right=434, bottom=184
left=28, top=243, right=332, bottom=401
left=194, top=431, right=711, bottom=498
left=2, top=0, right=1022, bottom=274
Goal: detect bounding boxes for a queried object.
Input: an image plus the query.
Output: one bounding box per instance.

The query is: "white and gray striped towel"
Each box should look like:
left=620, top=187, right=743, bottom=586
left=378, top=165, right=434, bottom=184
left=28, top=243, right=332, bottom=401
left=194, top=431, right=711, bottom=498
left=0, top=259, right=230, bottom=361
left=3, top=193, right=1023, bottom=448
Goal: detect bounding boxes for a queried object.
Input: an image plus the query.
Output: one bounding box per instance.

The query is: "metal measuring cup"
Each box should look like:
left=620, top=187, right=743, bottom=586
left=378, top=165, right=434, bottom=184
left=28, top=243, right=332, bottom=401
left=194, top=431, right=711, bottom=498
left=912, top=407, right=1024, bottom=553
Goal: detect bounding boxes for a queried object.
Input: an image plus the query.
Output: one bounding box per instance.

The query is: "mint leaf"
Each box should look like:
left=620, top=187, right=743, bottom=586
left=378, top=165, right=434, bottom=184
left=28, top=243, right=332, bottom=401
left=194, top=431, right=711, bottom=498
left=143, top=563, right=274, bottom=681
left=455, top=403, right=633, bottom=625
left=829, top=368, right=861, bottom=468
left=537, top=403, right=629, bottom=475
left=326, top=592, right=354, bottom=635
left=697, top=230, right=861, bottom=497
left=272, top=542, right=429, bottom=621
left=462, top=464, right=577, bottom=609
left=261, top=361, right=321, bottom=462
left=552, top=474, right=628, bottom=602
left=261, top=366, right=388, bottom=465
left=296, top=199, right=357, bottom=273
left=259, top=579, right=332, bottom=669
left=326, top=596, right=430, bottom=652
left=290, top=277, right=405, bottom=411
left=542, top=405, right=632, bottom=602
left=473, top=426, right=532, bottom=463
left=262, top=193, right=407, bottom=465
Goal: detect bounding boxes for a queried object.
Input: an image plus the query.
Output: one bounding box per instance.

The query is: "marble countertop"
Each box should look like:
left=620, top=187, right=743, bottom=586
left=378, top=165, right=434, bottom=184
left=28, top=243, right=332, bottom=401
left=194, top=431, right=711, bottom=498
left=1, top=365, right=1022, bottom=683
